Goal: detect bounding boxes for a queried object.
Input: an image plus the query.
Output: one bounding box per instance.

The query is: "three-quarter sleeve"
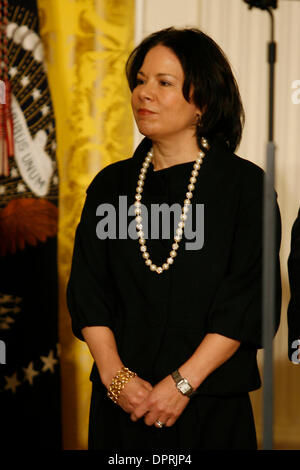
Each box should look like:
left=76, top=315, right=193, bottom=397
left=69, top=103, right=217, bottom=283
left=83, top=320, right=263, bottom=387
left=207, top=164, right=282, bottom=349
left=287, top=209, right=300, bottom=361
left=67, top=175, right=115, bottom=341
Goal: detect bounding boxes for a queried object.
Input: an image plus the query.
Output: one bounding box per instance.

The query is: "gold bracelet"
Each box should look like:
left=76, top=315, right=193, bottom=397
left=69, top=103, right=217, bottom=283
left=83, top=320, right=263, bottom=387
left=107, top=366, right=137, bottom=404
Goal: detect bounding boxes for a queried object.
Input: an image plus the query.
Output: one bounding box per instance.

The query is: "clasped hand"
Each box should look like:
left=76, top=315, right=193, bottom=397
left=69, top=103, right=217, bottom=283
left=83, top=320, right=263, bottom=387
left=117, top=374, right=190, bottom=427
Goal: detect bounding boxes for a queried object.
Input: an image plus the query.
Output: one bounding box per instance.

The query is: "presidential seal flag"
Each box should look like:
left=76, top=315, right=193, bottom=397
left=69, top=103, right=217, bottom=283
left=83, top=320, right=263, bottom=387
left=0, top=0, right=61, bottom=448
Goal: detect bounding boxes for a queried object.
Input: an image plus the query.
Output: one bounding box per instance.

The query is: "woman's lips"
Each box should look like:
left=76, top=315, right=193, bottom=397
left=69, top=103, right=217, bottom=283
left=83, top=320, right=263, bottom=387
left=137, top=108, right=156, bottom=115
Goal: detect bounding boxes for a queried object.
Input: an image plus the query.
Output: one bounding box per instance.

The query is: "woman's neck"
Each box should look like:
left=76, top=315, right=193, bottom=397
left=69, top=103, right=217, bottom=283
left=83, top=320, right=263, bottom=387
left=151, top=137, right=199, bottom=171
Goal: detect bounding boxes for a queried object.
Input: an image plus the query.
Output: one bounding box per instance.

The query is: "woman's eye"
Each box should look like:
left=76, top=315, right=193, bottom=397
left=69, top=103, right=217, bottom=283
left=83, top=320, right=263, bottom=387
left=160, top=80, right=171, bottom=86
left=136, top=78, right=144, bottom=85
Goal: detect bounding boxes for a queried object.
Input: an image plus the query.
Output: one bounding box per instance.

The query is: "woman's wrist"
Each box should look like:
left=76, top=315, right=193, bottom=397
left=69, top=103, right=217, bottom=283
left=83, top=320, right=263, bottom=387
left=81, top=326, right=126, bottom=389
left=177, top=363, right=204, bottom=390
left=107, top=366, right=137, bottom=403
left=177, top=333, right=241, bottom=390
left=98, top=360, right=125, bottom=389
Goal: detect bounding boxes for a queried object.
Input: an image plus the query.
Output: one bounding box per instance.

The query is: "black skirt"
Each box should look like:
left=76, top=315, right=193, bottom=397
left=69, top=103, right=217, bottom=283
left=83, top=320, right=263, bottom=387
left=88, top=382, right=257, bottom=451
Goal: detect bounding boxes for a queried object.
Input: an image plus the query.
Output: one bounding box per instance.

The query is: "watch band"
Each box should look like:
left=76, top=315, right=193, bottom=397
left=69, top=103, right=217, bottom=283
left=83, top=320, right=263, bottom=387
left=171, top=369, right=195, bottom=397
left=172, top=369, right=182, bottom=383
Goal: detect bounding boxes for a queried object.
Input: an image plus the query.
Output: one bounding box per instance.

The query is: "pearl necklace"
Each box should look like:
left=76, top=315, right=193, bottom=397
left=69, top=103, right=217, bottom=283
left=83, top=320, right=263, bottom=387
left=134, top=137, right=209, bottom=274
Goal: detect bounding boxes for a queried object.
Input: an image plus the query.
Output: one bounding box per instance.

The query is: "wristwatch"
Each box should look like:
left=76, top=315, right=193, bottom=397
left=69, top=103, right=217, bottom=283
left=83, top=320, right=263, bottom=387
left=171, top=369, right=195, bottom=397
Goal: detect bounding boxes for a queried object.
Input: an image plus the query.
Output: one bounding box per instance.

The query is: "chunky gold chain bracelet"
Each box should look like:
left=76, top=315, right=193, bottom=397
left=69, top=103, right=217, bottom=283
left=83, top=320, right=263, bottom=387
left=107, top=366, right=137, bottom=404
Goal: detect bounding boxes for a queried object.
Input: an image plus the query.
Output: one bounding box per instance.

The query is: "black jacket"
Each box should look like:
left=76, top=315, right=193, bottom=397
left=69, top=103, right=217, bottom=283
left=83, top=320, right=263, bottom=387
left=67, top=137, right=282, bottom=396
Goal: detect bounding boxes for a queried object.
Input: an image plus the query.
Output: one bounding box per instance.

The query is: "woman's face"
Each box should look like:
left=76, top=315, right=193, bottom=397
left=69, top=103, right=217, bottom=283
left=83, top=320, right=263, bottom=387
left=131, top=45, right=200, bottom=143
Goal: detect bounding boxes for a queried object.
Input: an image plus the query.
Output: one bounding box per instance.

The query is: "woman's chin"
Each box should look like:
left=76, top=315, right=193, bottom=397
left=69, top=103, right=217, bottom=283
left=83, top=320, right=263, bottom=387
left=136, top=129, right=159, bottom=141
left=135, top=123, right=157, bottom=139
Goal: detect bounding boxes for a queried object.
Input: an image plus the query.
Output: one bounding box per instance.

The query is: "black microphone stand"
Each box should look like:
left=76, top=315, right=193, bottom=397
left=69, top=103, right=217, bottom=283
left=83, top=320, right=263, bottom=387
left=262, top=6, right=277, bottom=451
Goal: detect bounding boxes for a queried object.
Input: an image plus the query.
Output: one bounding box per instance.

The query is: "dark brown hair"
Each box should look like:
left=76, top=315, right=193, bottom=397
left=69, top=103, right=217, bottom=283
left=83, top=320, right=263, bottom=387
left=126, top=27, right=245, bottom=152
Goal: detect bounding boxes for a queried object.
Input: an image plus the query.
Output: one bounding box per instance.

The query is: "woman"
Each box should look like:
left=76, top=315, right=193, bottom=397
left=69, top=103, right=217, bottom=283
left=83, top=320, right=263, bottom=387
left=67, top=27, right=282, bottom=450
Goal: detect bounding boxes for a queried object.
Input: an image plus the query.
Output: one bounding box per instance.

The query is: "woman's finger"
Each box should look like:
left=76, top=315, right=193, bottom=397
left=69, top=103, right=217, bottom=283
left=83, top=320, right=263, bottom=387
left=153, top=415, right=169, bottom=428
left=163, top=416, right=177, bottom=427
left=144, top=409, right=170, bottom=427
left=130, top=412, right=138, bottom=422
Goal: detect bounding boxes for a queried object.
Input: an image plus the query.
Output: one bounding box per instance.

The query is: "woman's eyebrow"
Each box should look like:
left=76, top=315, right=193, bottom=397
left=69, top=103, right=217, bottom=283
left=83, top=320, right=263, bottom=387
left=137, top=70, right=179, bottom=79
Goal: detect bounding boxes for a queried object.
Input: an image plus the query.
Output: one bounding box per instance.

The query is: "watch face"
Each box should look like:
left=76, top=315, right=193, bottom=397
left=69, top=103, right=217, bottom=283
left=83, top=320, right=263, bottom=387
left=178, top=379, right=191, bottom=394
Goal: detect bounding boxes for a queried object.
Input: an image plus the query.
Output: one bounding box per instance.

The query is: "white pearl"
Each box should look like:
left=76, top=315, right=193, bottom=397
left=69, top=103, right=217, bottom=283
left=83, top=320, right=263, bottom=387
left=201, top=138, right=209, bottom=148
left=136, top=142, right=207, bottom=273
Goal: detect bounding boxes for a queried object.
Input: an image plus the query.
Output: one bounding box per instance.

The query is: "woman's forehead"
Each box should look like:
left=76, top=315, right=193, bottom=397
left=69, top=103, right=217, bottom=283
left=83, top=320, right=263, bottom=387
left=140, top=45, right=184, bottom=78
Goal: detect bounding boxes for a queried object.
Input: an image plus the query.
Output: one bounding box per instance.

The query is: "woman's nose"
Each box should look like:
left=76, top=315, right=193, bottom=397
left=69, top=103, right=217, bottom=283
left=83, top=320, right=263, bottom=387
left=138, top=81, right=155, bottom=101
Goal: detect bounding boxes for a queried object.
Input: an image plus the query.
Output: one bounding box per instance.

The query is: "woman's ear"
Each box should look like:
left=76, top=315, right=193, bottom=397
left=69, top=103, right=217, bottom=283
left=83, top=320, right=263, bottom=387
left=196, top=105, right=206, bottom=123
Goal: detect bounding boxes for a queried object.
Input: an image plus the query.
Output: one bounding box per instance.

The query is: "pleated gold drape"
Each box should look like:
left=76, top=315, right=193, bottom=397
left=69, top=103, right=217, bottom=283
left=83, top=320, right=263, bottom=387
left=37, top=0, right=134, bottom=449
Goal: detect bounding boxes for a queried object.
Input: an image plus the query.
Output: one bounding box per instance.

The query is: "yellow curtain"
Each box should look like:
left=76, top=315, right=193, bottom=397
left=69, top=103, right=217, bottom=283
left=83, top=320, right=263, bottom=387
left=37, top=0, right=134, bottom=449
